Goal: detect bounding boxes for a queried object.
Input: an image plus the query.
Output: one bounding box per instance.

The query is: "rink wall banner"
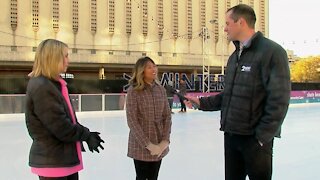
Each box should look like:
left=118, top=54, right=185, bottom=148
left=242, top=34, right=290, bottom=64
left=172, top=92, right=219, bottom=109
left=290, top=90, right=320, bottom=104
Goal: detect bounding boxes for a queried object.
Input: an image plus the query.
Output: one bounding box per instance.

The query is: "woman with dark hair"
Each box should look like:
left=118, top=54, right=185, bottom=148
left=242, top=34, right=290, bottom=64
left=126, top=56, right=172, bottom=180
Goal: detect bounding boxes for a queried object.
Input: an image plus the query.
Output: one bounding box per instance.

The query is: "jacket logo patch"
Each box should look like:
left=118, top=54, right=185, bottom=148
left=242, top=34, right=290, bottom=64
left=241, top=65, right=251, bottom=72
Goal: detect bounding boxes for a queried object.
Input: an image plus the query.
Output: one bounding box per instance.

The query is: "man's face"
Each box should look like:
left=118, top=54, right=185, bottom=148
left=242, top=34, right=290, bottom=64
left=224, top=11, right=242, bottom=41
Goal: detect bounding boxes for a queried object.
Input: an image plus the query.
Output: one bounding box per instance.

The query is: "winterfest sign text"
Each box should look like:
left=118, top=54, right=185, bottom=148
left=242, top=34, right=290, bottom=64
left=123, top=72, right=224, bottom=92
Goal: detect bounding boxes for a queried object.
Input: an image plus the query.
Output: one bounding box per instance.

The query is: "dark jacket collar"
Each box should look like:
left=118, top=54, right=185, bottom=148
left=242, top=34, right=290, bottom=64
left=233, top=31, right=264, bottom=50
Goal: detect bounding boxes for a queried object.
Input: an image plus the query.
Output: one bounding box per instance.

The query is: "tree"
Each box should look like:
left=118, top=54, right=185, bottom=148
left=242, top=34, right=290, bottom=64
left=290, top=56, right=320, bottom=82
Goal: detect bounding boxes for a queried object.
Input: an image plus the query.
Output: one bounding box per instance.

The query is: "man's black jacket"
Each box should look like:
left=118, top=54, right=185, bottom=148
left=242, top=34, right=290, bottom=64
left=199, top=32, right=291, bottom=144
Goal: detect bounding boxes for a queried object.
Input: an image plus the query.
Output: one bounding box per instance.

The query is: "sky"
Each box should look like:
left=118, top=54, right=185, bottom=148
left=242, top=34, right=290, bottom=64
left=269, top=0, right=320, bottom=57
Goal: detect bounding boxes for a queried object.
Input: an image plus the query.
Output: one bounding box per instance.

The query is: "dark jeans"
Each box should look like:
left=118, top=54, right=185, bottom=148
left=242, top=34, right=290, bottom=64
left=167, top=98, right=173, bottom=110
left=224, top=133, right=273, bottom=180
left=39, top=173, right=78, bottom=180
left=134, top=159, right=162, bottom=180
left=179, top=97, right=186, bottom=111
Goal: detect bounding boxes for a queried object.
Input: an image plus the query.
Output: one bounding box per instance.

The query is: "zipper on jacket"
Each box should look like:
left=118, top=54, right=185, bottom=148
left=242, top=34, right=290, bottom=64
left=222, top=55, right=240, bottom=130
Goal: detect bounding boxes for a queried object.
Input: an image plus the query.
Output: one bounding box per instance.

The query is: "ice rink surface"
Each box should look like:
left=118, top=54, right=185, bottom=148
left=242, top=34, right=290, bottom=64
left=0, top=103, right=319, bottom=180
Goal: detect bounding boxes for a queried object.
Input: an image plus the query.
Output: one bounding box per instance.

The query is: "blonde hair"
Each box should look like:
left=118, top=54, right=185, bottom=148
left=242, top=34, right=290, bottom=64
left=29, top=39, right=68, bottom=80
left=129, top=56, right=157, bottom=91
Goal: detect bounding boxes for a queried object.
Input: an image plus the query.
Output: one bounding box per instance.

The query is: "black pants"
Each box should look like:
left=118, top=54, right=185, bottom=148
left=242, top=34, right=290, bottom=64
left=167, top=98, right=173, bottom=110
left=134, top=159, right=162, bottom=180
left=224, top=133, right=273, bottom=180
left=179, top=97, right=186, bottom=111
left=39, top=172, right=78, bottom=180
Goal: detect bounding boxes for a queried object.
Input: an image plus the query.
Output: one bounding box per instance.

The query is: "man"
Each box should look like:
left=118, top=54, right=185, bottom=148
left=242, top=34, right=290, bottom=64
left=178, top=78, right=187, bottom=112
left=185, top=4, right=291, bottom=180
left=165, top=80, right=176, bottom=114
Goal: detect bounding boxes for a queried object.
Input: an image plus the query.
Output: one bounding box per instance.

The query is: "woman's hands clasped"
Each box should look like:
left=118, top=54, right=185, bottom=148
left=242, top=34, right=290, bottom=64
left=146, top=140, right=169, bottom=158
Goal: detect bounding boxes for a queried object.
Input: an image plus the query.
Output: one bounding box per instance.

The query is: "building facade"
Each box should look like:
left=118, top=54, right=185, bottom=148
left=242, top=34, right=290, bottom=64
left=0, top=0, right=268, bottom=83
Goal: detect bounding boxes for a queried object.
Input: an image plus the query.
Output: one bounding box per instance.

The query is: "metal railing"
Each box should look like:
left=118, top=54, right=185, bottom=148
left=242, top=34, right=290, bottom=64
left=1, top=91, right=320, bottom=114
left=0, top=94, right=126, bottom=114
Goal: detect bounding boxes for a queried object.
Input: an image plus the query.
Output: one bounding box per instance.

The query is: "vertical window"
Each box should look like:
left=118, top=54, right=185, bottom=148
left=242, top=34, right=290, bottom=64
left=142, top=0, right=148, bottom=36
left=157, top=0, right=163, bottom=38
left=200, top=0, right=206, bottom=28
left=32, top=0, right=39, bottom=32
left=260, top=0, right=266, bottom=35
left=126, top=0, right=132, bottom=35
left=91, top=0, right=97, bottom=33
left=226, top=0, right=231, bottom=10
left=172, top=0, right=178, bottom=39
left=213, top=0, right=219, bottom=42
left=52, top=0, right=59, bottom=32
left=187, top=0, right=192, bottom=40
left=249, top=0, right=254, bottom=8
left=72, top=0, right=79, bottom=34
left=10, top=0, right=18, bottom=31
left=109, top=0, right=115, bottom=33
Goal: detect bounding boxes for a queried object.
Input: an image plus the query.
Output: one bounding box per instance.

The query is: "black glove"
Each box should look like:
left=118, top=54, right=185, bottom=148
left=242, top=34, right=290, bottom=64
left=86, top=132, right=105, bottom=153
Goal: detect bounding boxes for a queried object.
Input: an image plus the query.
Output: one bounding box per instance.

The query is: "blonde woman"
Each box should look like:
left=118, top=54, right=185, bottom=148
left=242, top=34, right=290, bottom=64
left=126, top=56, right=172, bottom=180
left=25, top=39, right=104, bottom=180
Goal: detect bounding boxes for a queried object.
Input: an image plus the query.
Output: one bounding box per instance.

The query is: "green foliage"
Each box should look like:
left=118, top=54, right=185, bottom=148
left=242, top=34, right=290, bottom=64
left=290, top=57, right=320, bottom=82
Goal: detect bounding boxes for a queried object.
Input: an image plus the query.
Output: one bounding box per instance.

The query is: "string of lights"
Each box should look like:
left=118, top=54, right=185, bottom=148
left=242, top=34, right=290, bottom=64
left=279, top=39, right=320, bottom=46
left=0, top=28, right=204, bottom=48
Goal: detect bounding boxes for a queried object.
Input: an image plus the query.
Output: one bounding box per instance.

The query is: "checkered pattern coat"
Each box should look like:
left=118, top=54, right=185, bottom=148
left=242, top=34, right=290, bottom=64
left=126, top=81, right=172, bottom=161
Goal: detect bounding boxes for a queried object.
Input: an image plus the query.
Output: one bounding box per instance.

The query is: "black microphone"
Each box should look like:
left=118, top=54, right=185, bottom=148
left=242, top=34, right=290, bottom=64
left=174, top=92, right=199, bottom=109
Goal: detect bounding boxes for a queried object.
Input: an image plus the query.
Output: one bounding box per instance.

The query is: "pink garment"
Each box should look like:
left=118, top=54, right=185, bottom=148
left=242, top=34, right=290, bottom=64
left=31, top=78, right=83, bottom=177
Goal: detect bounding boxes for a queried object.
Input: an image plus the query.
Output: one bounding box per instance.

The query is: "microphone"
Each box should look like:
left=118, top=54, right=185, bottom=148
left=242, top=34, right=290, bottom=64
left=174, top=92, right=199, bottom=109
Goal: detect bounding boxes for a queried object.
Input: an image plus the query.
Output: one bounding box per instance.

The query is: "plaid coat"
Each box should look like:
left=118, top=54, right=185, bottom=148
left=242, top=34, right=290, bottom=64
left=126, top=81, right=172, bottom=161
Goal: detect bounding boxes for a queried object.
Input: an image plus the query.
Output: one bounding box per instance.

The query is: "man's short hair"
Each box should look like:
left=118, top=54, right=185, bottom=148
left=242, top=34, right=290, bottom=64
left=227, top=4, right=256, bottom=29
